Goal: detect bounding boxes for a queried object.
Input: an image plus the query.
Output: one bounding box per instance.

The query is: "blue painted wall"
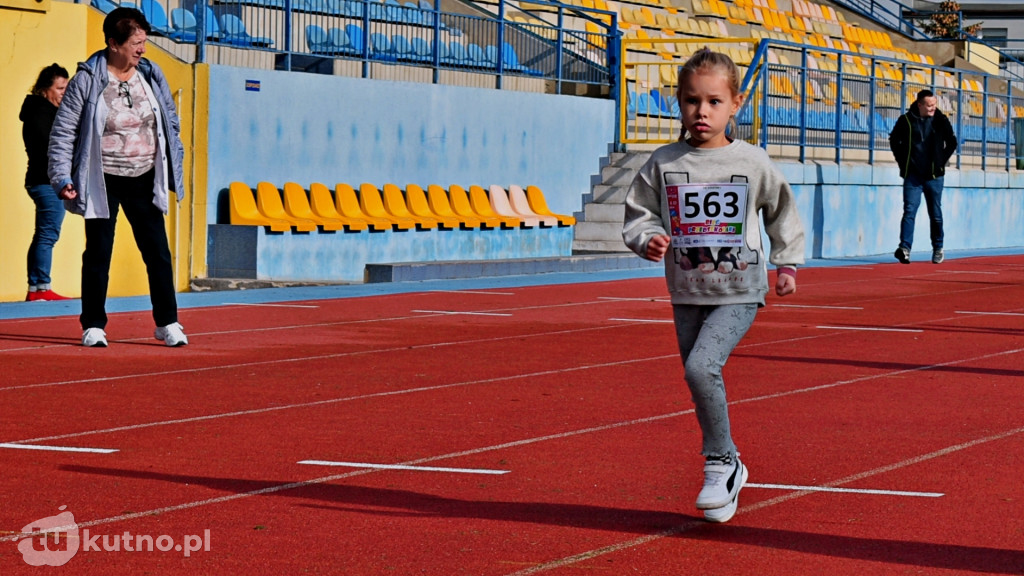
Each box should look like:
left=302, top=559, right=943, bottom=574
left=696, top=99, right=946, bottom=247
left=205, top=65, right=616, bottom=224
left=776, top=161, right=1024, bottom=261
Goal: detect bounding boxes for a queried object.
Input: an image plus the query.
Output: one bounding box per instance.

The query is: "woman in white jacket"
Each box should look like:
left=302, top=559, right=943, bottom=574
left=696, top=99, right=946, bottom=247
left=49, top=7, right=187, bottom=348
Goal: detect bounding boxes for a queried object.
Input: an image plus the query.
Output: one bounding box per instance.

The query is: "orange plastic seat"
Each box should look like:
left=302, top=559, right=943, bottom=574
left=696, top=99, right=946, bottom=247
left=406, top=184, right=460, bottom=229
left=426, top=184, right=481, bottom=229
left=229, top=182, right=291, bottom=231
left=469, top=185, right=520, bottom=228
left=448, top=185, right=501, bottom=229
left=525, top=185, right=576, bottom=226
left=382, top=183, right=438, bottom=229
left=359, top=183, right=416, bottom=230
left=283, top=182, right=344, bottom=231
left=256, top=182, right=316, bottom=231
left=334, top=183, right=392, bottom=231
left=308, top=183, right=369, bottom=231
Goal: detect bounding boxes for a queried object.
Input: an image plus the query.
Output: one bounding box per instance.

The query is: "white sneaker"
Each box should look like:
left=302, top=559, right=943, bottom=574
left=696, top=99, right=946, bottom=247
left=82, top=328, right=108, bottom=347
left=696, top=455, right=746, bottom=510
left=154, top=322, right=188, bottom=347
left=704, top=462, right=748, bottom=523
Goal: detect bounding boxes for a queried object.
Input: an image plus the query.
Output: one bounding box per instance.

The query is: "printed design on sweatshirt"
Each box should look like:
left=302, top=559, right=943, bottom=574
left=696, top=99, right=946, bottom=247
left=663, top=173, right=759, bottom=278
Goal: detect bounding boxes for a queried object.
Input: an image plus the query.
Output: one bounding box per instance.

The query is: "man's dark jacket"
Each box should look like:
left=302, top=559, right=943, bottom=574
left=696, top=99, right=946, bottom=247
left=888, top=107, right=958, bottom=180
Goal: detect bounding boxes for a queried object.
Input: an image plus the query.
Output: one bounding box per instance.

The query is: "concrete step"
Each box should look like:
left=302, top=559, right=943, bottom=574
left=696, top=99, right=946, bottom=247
left=600, top=164, right=639, bottom=186
left=584, top=202, right=625, bottom=222
left=608, top=151, right=651, bottom=169
left=573, top=220, right=626, bottom=241
left=365, top=253, right=656, bottom=283
left=572, top=239, right=632, bottom=253
left=589, top=184, right=629, bottom=204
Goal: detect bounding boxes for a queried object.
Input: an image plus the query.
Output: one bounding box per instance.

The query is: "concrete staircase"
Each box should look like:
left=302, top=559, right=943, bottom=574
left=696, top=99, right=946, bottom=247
left=572, top=150, right=652, bottom=254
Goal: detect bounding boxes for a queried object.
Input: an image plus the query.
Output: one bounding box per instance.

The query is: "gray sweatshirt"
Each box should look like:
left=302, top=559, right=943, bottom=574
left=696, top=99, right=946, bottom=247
left=622, top=139, right=805, bottom=306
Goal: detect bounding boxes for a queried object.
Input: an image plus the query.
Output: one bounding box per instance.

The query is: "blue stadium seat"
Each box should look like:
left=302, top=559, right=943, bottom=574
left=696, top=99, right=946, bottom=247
left=345, top=23, right=365, bottom=54
left=329, top=27, right=356, bottom=54
left=391, top=34, right=415, bottom=60
left=467, top=43, right=490, bottom=69
left=370, top=32, right=397, bottom=61
left=402, top=2, right=423, bottom=24
left=137, top=0, right=175, bottom=37
left=445, top=40, right=469, bottom=65
left=220, top=14, right=274, bottom=47
left=90, top=0, right=119, bottom=13
left=410, top=37, right=433, bottom=62
left=170, top=7, right=221, bottom=41
left=306, top=24, right=334, bottom=54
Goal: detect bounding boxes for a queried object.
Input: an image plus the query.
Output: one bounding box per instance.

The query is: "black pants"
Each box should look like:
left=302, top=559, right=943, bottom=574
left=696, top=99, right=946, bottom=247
left=80, top=170, right=178, bottom=330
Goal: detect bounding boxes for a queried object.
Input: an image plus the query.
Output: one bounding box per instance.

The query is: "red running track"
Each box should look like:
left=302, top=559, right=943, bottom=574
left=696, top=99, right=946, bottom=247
left=1, top=255, right=1022, bottom=575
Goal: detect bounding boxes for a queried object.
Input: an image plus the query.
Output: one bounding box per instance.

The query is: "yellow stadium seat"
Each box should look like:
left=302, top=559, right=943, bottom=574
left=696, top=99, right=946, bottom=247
left=406, top=184, right=460, bottom=229
left=283, top=182, right=344, bottom=231
left=364, top=183, right=421, bottom=229
left=229, top=182, right=291, bottom=231
left=426, top=184, right=483, bottom=229
left=524, top=185, right=577, bottom=226
left=309, top=182, right=370, bottom=231
left=257, top=182, right=317, bottom=231
left=334, top=183, right=392, bottom=230
left=469, top=185, right=521, bottom=227
left=448, top=184, right=505, bottom=228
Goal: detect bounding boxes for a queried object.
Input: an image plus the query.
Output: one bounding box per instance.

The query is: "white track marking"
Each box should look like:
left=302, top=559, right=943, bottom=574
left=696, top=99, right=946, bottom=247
left=956, top=310, right=1024, bottom=317
left=297, top=461, right=510, bottom=475
left=506, top=423, right=1024, bottom=575
left=2, top=347, right=1021, bottom=545
left=608, top=318, right=673, bottom=323
left=597, top=296, right=670, bottom=302
left=816, top=325, right=923, bottom=333
left=0, top=443, right=117, bottom=454
left=746, top=483, right=943, bottom=497
left=222, top=303, right=320, bottom=308
left=773, top=304, right=864, bottom=310
left=943, top=270, right=999, bottom=275
left=428, top=290, right=515, bottom=295
left=411, top=310, right=513, bottom=317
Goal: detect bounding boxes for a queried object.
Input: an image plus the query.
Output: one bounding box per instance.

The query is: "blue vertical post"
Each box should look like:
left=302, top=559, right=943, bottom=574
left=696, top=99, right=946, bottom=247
left=197, top=0, right=207, bottom=63
left=283, top=0, right=293, bottom=71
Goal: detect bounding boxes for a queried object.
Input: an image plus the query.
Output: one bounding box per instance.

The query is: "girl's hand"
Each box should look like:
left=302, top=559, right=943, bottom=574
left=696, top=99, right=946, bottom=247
left=58, top=184, right=77, bottom=201
left=646, top=234, right=670, bottom=262
left=775, top=273, right=796, bottom=296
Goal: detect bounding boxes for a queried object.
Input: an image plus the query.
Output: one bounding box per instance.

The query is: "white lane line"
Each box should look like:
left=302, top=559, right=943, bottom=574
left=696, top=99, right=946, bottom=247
left=298, top=461, right=510, bottom=475
left=506, top=423, right=1024, bottom=575
left=0, top=443, right=117, bottom=454
left=4, top=347, right=1021, bottom=545
left=608, top=318, right=673, bottom=323
left=816, top=325, right=923, bottom=333
left=944, top=270, right=1000, bottom=275
left=223, top=303, right=320, bottom=309
left=598, top=297, right=671, bottom=302
left=411, top=310, right=513, bottom=317
left=773, top=304, right=864, bottom=310
left=428, top=290, right=515, bottom=295
left=956, top=311, right=1024, bottom=317
left=746, top=483, right=943, bottom=498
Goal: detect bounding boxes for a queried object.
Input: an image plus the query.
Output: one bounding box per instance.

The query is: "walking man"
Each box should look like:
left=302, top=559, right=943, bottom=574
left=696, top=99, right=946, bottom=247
left=889, top=89, right=958, bottom=264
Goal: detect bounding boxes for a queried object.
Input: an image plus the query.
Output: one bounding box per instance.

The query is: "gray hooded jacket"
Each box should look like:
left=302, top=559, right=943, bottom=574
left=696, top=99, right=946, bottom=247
left=48, top=50, right=185, bottom=218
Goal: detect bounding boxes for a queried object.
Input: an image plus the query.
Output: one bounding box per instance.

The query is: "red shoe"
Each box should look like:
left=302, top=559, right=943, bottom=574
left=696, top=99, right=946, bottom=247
left=26, top=289, right=71, bottom=301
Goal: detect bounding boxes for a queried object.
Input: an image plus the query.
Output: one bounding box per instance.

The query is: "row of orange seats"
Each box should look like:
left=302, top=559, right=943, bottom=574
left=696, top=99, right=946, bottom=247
left=229, top=181, right=576, bottom=232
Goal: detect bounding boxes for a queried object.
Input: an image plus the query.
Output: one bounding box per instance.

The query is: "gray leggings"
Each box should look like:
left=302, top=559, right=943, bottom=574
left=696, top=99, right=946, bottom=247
left=673, top=303, right=758, bottom=460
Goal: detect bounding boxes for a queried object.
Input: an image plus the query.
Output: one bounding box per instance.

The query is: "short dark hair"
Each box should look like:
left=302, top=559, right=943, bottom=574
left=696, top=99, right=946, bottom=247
left=917, top=89, right=935, bottom=102
left=103, top=7, right=151, bottom=45
left=31, top=63, right=69, bottom=97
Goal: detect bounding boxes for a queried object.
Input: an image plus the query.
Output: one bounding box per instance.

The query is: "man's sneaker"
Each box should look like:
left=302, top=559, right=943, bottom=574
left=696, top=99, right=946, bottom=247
left=154, top=323, right=188, bottom=347
left=82, top=328, right=108, bottom=348
left=932, top=249, right=944, bottom=264
left=894, top=246, right=911, bottom=264
left=696, top=455, right=746, bottom=510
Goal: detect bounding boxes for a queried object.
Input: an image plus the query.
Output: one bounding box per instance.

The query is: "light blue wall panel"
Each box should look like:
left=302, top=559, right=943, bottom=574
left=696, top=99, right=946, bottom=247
left=205, top=66, right=615, bottom=226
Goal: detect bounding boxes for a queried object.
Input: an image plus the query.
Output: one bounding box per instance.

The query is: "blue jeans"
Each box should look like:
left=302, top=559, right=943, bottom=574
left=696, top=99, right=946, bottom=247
left=26, top=184, right=66, bottom=287
left=898, top=173, right=944, bottom=251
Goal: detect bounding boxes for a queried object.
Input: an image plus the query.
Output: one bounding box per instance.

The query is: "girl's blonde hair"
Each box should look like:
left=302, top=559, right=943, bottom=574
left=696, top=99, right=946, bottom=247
left=676, top=47, right=742, bottom=141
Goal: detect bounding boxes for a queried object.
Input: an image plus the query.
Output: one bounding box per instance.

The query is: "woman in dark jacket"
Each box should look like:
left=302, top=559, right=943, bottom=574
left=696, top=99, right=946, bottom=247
left=20, top=63, right=70, bottom=301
